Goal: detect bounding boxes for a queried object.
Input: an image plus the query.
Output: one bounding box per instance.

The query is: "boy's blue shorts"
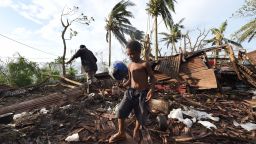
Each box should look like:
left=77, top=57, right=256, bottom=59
left=116, top=88, right=149, bottom=125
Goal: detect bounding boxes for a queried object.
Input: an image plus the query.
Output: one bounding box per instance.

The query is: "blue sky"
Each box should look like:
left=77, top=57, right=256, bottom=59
left=0, top=0, right=255, bottom=64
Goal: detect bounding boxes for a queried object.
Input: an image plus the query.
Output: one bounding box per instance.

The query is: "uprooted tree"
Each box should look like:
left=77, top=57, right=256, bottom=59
left=61, top=6, right=94, bottom=76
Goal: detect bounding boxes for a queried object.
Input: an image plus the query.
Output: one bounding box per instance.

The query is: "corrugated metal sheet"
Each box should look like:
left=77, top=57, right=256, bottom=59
left=181, top=69, right=217, bottom=89
left=179, top=54, right=217, bottom=89
left=0, top=88, right=83, bottom=115
left=154, top=54, right=181, bottom=80
left=247, top=50, right=256, bottom=65
left=154, top=73, right=173, bottom=82
left=154, top=53, right=218, bottom=89
left=180, top=56, right=208, bottom=75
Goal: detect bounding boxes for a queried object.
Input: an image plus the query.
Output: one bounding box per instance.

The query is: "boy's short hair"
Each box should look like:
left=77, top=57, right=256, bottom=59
left=80, top=45, right=86, bottom=49
left=126, top=40, right=142, bottom=52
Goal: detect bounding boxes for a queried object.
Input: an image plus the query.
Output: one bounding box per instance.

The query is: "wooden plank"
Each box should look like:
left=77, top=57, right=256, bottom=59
left=244, top=99, right=256, bottom=108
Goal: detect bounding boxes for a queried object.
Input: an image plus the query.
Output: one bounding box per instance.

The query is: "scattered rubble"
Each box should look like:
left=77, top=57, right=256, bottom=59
left=0, top=44, right=255, bottom=143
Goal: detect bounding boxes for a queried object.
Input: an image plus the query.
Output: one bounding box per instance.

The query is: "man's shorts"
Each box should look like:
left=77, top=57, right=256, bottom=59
left=116, top=88, right=149, bottom=125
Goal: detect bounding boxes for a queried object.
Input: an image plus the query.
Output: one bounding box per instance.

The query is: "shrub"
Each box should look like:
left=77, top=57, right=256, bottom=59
left=8, top=56, right=41, bottom=87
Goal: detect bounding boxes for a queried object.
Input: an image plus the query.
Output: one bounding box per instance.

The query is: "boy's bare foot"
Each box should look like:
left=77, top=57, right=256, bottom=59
left=109, top=132, right=126, bottom=143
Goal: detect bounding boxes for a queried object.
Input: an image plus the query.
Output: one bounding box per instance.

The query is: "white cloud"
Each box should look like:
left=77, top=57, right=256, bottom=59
left=1, top=0, right=255, bottom=64
left=0, top=0, right=12, bottom=7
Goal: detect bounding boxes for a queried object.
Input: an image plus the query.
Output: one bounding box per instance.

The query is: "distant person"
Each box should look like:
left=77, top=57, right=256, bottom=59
left=109, top=40, right=156, bottom=143
left=66, top=45, right=98, bottom=84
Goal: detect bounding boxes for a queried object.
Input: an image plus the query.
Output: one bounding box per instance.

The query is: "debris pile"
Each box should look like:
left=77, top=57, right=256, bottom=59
left=0, top=45, right=255, bottom=143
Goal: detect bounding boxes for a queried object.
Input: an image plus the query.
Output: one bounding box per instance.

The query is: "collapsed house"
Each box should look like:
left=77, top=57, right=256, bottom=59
left=154, top=44, right=256, bottom=92
left=0, top=44, right=255, bottom=143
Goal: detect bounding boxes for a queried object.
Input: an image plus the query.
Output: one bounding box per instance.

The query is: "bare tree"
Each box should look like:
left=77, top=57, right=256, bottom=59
left=61, top=6, right=94, bottom=76
left=182, top=28, right=210, bottom=52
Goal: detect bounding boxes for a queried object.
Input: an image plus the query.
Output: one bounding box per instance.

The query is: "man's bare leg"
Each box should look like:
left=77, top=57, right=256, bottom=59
left=109, top=118, right=126, bottom=143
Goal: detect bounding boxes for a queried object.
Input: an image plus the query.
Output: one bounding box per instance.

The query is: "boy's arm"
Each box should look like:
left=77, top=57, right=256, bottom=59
left=123, top=72, right=131, bottom=87
left=146, top=62, right=156, bottom=101
left=120, top=64, right=131, bottom=88
left=146, top=62, right=156, bottom=90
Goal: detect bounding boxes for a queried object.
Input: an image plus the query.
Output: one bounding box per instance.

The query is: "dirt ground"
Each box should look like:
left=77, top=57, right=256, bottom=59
left=0, top=82, right=255, bottom=144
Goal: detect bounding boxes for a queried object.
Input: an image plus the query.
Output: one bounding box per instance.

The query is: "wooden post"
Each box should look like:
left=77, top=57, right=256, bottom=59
left=226, top=45, right=242, bottom=80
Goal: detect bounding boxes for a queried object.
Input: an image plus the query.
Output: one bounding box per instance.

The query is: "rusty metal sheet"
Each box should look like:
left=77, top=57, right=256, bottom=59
left=154, top=73, right=172, bottom=82
left=154, top=54, right=181, bottom=79
left=180, top=56, right=208, bottom=75
left=247, top=50, right=256, bottom=65
left=0, top=88, right=83, bottom=115
left=181, top=69, right=217, bottom=89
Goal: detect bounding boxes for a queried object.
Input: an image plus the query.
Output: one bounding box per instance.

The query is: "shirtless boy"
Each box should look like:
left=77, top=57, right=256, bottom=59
left=109, top=40, right=156, bottom=143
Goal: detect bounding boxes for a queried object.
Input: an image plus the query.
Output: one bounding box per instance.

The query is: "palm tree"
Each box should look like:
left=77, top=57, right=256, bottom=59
left=206, top=21, right=241, bottom=47
left=160, top=18, right=184, bottom=55
left=105, top=0, right=137, bottom=66
left=146, top=0, right=176, bottom=60
left=205, top=20, right=228, bottom=65
left=206, top=21, right=228, bottom=46
left=205, top=21, right=241, bottom=66
left=234, top=18, right=256, bottom=43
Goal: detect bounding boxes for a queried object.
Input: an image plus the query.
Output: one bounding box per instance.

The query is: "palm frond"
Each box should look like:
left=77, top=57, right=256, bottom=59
left=248, top=31, right=256, bottom=42
left=219, top=20, right=227, bottom=33
left=210, top=28, right=220, bottom=34
left=223, top=38, right=242, bottom=47
left=234, top=18, right=256, bottom=42
left=203, top=38, right=215, bottom=44
left=112, top=29, right=127, bottom=46
left=178, top=18, right=185, bottom=25
left=160, top=2, right=174, bottom=28
left=164, top=0, right=176, bottom=12
left=130, top=30, right=145, bottom=41
left=118, top=23, right=137, bottom=35
left=146, top=0, right=175, bottom=28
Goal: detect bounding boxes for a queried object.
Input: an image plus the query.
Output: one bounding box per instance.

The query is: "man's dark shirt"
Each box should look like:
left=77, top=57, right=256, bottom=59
left=71, top=48, right=98, bottom=72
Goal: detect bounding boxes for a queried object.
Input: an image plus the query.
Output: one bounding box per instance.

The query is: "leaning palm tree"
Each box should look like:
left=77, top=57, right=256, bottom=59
left=234, top=18, right=256, bottom=43
left=160, top=18, right=184, bottom=55
left=146, top=0, right=176, bottom=60
left=105, top=0, right=137, bottom=66
left=205, top=20, right=242, bottom=47
left=205, top=21, right=241, bottom=66
left=205, top=21, right=228, bottom=64
left=206, top=21, right=228, bottom=46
